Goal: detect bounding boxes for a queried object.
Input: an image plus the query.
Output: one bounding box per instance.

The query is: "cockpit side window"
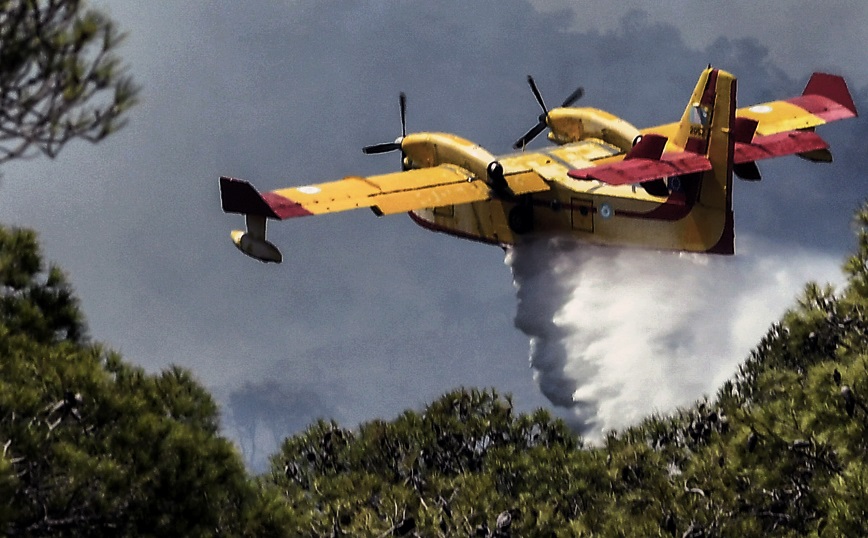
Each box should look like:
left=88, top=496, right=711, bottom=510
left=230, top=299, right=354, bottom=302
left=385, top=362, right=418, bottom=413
left=690, top=104, right=712, bottom=126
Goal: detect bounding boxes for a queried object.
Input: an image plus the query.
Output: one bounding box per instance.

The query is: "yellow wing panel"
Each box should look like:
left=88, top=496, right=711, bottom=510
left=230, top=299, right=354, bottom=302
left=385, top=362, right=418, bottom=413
left=372, top=179, right=492, bottom=215
left=271, top=164, right=481, bottom=216
left=639, top=102, right=826, bottom=142
left=736, top=100, right=826, bottom=135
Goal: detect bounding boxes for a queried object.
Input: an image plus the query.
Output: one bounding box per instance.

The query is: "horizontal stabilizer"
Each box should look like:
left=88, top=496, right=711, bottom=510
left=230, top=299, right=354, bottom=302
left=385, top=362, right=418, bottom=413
left=798, top=148, right=833, bottom=163
left=568, top=150, right=711, bottom=186
left=736, top=73, right=856, bottom=137
left=734, top=130, right=828, bottom=164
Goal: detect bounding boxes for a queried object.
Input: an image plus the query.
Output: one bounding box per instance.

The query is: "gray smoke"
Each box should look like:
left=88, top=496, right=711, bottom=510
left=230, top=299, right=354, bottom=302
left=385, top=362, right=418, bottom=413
left=508, top=235, right=841, bottom=442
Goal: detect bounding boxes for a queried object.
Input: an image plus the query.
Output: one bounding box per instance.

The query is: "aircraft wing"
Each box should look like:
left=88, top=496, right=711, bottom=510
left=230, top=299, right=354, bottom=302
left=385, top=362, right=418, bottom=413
left=565, top=129, right=834, bottom=188
left=220, top=164, right=495, bottom=220
left=734, top=129, right=830, bottom=164
left=728, top=73, right=857, bottom=176
left=736, top=73, right=857, bottom=136
left=567, top=150, right=711, bottom=186
left=566, top=133, right=711, bottom=194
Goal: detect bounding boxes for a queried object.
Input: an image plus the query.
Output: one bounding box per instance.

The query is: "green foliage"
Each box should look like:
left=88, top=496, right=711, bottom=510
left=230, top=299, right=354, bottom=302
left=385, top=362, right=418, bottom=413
left=267, top=388, right=608, bottom=536
left=0, top=226, right=291, bottom=536
left=262, top=203, right=868, bottom=536
left=0, top=227, right=85, bottom=343
left=0, top=0, right=139, bottom=164
left=5, top=213, right=868, bottom=535
left=845, top=201, right=868, bottom=300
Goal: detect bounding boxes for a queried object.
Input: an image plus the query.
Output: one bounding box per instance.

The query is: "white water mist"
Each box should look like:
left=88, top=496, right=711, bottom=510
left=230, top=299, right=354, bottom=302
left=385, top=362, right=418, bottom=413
left=507, top=236, right=841, bottom=442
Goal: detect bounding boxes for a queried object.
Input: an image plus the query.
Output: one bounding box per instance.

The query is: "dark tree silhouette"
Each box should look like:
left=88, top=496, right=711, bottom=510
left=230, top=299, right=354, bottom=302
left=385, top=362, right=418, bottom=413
left=0, top=0, right=138, bottom=165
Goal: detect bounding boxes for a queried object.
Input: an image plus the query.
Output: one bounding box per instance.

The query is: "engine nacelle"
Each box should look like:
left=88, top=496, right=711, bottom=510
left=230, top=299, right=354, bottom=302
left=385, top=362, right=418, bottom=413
left=230, top=229, right=282, bottom=263
left=546, top=107, right=641, bottom=153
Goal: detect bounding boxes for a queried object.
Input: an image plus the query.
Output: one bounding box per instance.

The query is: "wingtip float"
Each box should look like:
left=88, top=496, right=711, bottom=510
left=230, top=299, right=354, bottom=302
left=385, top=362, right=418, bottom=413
left=219, top=68, right=857, bottom=264
left=220, top=177, right=284, bottom=263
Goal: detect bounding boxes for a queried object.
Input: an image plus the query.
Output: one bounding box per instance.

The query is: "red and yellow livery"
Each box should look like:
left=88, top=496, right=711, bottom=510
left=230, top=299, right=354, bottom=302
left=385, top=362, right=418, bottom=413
left=220, top=68, right=856, bottom=263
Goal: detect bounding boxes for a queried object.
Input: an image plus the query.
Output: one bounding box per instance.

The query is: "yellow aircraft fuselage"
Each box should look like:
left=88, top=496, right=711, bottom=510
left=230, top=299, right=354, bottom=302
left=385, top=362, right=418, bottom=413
left=407, top=68, right=735, bottom=254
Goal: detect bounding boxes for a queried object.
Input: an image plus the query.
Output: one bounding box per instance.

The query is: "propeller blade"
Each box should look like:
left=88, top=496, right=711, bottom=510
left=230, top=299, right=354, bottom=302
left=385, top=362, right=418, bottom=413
left=363, top=93, right=408, bottom=156
left=513, top=122, right=547, bottom=150
left=527, top=75, right=548, bottom=117
left=561, top=86, right=584, bottom=108
left=514, top=77, right=584, bottom=149
left=399, top=92, right=407, bottom=138
left=362, top=142, right=402, bottom=155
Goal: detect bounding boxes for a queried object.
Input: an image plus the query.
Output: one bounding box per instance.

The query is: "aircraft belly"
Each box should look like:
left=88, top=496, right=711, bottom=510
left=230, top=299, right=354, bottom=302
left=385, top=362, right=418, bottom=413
left=527, top=191, right=727, bottom=253
left=593, top=203, right=727, bottom=253
left=412, top=194, right=726, bottom=254
left=409, top=201, right=515, bottom=246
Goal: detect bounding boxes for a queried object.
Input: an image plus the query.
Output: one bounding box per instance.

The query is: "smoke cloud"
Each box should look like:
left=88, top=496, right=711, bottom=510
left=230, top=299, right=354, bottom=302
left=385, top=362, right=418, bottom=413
left=508, top=235, right=842, bottom=442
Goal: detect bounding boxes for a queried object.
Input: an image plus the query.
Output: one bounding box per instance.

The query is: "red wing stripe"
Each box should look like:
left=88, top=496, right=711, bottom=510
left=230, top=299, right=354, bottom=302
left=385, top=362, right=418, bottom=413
left=788, top=94, right=857, bottom=122
left=219, top=176, right=312, bottom=220
left=261, top=192, right=314, bottom=219
left=734, top=131, right=828, bottom=164
left=568, top=153, right=711, bottom=186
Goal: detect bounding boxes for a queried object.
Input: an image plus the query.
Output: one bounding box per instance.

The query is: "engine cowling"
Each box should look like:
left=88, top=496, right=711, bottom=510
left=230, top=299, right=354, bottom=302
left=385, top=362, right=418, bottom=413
left=546, top=107, right=641, bottom=153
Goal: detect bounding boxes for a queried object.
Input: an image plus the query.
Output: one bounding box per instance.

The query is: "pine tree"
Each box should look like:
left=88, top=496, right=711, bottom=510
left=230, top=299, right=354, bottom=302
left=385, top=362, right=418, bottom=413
left=0, top=0, right=138, bottom=165
left=0, top=227, right=292, bottom=536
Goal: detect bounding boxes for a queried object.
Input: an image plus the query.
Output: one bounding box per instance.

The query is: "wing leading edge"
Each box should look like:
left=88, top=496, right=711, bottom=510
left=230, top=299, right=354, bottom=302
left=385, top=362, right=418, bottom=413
left=220, top=164, right=495, bottom=221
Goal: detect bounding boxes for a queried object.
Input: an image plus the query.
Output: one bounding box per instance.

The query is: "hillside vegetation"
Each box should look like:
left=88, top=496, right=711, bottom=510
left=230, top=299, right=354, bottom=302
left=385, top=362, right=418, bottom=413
left=266, top=204, right=868, bottom=537
left=1, top=204, right=866, bottom=536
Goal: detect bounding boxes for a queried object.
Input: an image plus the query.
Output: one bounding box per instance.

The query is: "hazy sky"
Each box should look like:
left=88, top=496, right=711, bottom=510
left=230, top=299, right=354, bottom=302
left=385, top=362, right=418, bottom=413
left=1, top=1, right=865, bottom=468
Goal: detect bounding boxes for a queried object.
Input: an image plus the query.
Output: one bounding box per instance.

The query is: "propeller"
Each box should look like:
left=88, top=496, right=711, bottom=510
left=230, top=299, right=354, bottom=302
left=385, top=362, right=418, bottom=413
left=363, top=92, right=407, bottom=155
left=513, top=76, right=584, bottom=150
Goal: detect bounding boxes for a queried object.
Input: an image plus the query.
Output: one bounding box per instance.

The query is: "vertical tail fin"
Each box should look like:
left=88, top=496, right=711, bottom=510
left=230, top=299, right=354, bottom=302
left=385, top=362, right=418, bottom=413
left=674, top=67, right=737, bottom=253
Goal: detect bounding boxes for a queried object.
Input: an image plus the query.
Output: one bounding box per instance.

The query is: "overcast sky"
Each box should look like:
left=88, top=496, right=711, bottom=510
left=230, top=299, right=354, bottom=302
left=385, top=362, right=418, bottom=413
left=1, top=1, right=865, bottom=468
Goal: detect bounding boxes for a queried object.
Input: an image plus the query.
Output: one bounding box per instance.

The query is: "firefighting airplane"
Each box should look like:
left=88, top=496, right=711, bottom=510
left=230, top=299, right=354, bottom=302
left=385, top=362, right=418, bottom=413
left=219, top=67, right=857, bottom=263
